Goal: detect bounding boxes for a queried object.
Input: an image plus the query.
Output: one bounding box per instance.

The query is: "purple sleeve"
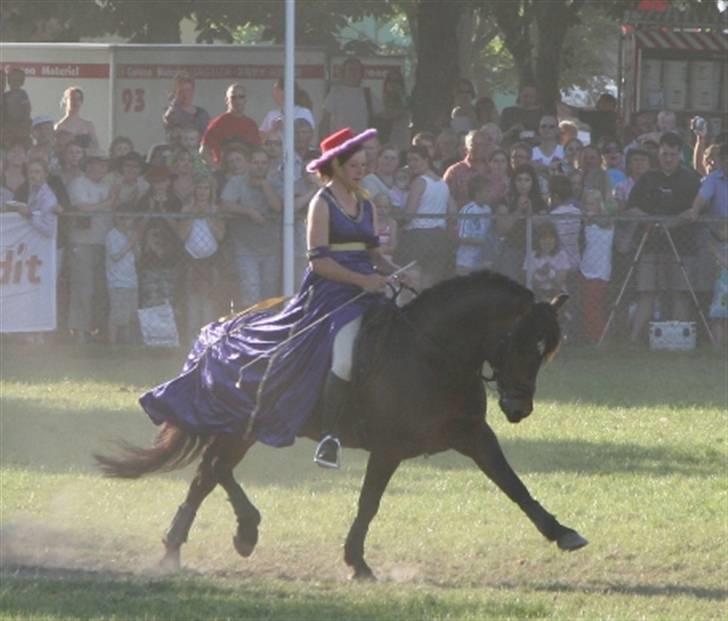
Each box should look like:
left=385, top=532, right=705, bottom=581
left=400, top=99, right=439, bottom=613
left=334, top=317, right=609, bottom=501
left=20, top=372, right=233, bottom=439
left=698, top=174, right=715, bottom=202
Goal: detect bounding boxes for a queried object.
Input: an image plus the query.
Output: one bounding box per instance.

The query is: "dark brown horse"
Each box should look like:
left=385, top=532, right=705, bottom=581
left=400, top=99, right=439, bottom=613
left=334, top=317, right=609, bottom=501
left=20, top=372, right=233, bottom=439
left=96, top=270, right=588, bottom=579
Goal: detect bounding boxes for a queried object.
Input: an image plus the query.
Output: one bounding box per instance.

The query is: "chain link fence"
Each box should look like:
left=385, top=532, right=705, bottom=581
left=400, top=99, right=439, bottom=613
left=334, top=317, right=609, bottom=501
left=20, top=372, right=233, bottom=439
left=25, top=209, right=726, bottom=349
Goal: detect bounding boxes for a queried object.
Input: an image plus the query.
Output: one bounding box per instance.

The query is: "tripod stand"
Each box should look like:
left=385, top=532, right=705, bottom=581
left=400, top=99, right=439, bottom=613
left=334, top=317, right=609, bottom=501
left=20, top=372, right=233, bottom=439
left=598, top=222, right=715, bottom=347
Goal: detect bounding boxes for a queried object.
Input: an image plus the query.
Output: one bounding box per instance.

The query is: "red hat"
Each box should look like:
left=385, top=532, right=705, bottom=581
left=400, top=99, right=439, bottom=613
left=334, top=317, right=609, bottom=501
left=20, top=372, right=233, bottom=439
left=306, top=127, right=377, bottom=173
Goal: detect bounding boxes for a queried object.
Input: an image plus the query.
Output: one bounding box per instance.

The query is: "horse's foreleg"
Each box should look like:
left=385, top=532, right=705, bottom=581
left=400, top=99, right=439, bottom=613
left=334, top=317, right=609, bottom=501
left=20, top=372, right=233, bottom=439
left=160, top=448, right=218, bottom=571
left=344, top=452, right=400, bottom=580
left=448, top=422, right=588, bottom=551
left=210, top=435, right=260, bottom=558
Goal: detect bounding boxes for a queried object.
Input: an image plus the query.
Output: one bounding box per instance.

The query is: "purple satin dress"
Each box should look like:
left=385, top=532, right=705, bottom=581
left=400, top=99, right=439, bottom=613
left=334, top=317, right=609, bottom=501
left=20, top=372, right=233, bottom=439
left=139, top=188, right=382, bottom=447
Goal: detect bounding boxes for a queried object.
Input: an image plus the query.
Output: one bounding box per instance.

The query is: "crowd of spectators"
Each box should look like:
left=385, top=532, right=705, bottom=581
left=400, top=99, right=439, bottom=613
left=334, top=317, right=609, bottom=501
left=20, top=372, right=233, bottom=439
left=1, top=62, right=726, bottom=349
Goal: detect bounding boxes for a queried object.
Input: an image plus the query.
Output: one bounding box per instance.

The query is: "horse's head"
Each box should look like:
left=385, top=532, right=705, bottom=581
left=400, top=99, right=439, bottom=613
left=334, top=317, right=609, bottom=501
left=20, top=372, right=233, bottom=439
left=492, top=294, right=567, bottom=423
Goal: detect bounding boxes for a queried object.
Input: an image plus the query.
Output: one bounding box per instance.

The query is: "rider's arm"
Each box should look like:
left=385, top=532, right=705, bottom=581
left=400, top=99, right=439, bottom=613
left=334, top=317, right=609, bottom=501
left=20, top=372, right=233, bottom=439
left=307, top=195, right=386, bottom=292
left=367, top=206, right=400, bottom=276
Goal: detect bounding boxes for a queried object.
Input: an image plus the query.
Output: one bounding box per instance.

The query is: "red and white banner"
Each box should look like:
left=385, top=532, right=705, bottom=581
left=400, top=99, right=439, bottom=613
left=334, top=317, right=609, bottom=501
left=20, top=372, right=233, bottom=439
left=0, top=214, right=56, bottom=333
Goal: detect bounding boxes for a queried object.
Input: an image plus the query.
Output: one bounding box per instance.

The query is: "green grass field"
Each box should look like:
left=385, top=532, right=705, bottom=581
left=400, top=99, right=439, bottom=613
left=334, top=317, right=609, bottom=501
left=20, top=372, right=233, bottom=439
left=1, top=343, right=726, bottom=620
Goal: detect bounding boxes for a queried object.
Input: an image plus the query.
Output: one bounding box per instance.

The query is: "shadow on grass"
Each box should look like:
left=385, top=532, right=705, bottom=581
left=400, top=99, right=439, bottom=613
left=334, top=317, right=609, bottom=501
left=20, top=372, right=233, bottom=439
left=526, top=579, right=728, bottom=602
left=2, top=343, right=727, bottom=411
left=0, top=566, right=549, bottom=621
left=3, top=393, right=722, bottom=482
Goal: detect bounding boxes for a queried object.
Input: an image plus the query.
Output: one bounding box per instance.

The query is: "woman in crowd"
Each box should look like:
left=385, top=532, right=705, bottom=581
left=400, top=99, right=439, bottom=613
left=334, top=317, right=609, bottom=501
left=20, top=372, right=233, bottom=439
left=109, top=136, right=134, bottom=173
left=136, top=165, right=183, bottom=311
left=398, top=144, right=456, bottom=289
left=450, top=78, right=478, bottom=132
left=434, top=129, right=461, bottom=176
left=578, top=144, right=612, bottom=207
left=362, top=143, right=400, bottom=208
left=509, top=142, right=532, bottom=172
left=170, top=147, right=196, bottom=207
left=475, top=96, right=500, bottom=127
left=60, top=140, right=85, bottom=189
left=375, top=68, right=410, bottom=150
left=13, top=158, right=60, bottom=238
left=500, top=164, right=548, bottom=283
left=54, top=87, right=99, bottom=151
left=177, top=175, right=225, bottom=344
left=486, top=148, right=510, bottom=205
left=3, top=139, right=29, bottom=195
left=563, top=138, right=583, bottom=174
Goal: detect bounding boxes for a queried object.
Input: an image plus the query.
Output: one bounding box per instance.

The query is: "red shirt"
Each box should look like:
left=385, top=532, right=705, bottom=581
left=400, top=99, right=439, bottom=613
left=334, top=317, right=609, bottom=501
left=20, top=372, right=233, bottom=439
left=201, top=112, right=261, bottom=163
left=443, top=156, right=488, bottom=208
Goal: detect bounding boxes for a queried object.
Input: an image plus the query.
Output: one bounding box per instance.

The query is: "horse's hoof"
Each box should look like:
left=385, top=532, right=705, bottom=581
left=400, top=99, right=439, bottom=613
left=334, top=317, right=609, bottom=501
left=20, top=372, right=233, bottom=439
left=233, top=534, right=256, bottom=558
left=557, top=530, right=589, bottom=551
left=350, top=566, right=376, bottom=581
left=158, top=549, right=181, bottom=573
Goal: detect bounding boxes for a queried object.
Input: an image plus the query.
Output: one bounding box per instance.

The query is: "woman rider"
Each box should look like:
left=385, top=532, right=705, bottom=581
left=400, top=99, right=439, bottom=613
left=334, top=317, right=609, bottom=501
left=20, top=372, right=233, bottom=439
left=139, top=127, right=410, bottom=469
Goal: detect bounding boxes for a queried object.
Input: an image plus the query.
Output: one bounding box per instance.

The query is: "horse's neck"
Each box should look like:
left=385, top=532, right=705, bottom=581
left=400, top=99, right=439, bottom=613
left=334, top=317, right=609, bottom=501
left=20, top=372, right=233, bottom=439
left=410, top=296, right=518, bottom=368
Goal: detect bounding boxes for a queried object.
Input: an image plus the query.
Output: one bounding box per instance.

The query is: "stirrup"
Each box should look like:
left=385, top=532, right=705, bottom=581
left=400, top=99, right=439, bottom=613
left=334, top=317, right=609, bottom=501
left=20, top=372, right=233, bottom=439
left=314, top=435, right=341, bottom=469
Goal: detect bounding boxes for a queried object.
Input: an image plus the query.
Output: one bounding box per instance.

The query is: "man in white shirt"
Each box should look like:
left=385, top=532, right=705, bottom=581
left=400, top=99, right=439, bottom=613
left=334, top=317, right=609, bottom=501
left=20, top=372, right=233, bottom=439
left=67, top=149, right=117, bottom=343
left=319, top=57, right=379, bottom=138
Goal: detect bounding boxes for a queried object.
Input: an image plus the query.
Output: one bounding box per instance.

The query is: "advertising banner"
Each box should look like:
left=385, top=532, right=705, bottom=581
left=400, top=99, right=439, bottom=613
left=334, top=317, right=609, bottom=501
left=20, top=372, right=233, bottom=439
left=0, top=214, right=56, bottom=333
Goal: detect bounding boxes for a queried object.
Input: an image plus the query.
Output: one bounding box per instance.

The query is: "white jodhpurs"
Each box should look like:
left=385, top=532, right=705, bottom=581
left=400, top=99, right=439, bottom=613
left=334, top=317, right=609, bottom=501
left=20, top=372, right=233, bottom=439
left=331, top=316, right=362, bottom=381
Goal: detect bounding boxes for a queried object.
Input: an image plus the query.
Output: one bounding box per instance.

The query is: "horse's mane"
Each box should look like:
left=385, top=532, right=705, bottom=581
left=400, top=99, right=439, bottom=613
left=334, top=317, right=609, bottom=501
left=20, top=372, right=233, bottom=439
left=403, top=270, right=534, bottom=319
left=512, top=301, right=562, bottom=361
left=353, top=270, right=541, bottom=388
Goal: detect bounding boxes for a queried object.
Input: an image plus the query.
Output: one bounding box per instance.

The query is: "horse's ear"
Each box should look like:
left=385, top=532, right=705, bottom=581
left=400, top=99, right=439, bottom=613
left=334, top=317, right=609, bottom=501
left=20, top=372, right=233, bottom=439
left=550, top=294, right=569, bottom=313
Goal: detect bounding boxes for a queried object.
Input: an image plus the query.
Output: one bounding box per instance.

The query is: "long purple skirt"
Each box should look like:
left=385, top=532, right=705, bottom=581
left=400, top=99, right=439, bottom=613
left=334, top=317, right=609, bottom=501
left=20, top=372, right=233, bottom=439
left=139, top=251, right=380, bottom=447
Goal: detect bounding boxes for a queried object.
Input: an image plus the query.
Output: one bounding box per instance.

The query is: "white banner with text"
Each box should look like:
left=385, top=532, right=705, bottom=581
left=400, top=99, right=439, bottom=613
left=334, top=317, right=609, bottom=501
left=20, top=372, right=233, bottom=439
left=0, top=213, right=56, bottom=332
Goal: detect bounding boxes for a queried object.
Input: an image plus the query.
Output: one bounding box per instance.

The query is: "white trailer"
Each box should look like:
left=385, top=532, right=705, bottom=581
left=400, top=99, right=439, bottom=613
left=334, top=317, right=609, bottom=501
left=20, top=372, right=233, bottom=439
left=0, top=43, right=330, bottom=152
left=0, top=43, right=405, bottom=153
left=619, top=7, right=728, bottom=135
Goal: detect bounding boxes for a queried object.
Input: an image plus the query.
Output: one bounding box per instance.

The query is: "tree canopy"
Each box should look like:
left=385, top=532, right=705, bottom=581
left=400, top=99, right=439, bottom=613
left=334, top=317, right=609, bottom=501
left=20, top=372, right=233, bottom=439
left=2, top=0, right=723, bottom=130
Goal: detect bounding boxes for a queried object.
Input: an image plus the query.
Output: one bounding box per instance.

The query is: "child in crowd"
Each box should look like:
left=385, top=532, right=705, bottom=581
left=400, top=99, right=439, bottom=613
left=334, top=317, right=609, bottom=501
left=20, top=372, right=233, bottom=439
left=391, top=166, right=411, bottom=211
left=113, top=152, right=149, bottom=210
left=137, top=165, right=182, bottom=309
left=548, top=175, right=582, bottom=272
left=456, top=175, right=492, bottom=275
left=105, top=212, right=140, bottom=346
left=177, top=175, right=225, bottom=344
left=373, top=193, right=398, bottom=262
left=708, top=222, right=728, bottom=348
left=579, top=190, right=614, bottom=343
left=568, top=169, right=584, bottom=209
left=180, top=126, right=209, bottom=175
left=527, top=220, right=569, bottom=302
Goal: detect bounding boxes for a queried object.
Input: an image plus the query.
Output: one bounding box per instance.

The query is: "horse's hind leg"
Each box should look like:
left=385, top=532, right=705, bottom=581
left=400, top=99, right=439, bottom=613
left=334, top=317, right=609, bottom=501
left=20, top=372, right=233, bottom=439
left=160, top=443, right=218, bottom=571
left=160, top=433, right=255, bottom=571
left=344, top=452, right=400, bottom=580
left=210, top=436, right=260, bottom=558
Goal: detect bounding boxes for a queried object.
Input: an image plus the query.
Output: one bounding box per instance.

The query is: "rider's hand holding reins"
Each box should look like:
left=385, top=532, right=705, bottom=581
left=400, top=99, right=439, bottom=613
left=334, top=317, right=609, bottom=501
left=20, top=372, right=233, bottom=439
left=358, top=272, right=389, bottom=293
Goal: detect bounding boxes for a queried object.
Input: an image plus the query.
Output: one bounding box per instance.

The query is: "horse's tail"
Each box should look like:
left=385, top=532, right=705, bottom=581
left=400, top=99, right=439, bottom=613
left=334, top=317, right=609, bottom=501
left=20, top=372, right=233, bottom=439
left=94, top=423, right=209, bottom=479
